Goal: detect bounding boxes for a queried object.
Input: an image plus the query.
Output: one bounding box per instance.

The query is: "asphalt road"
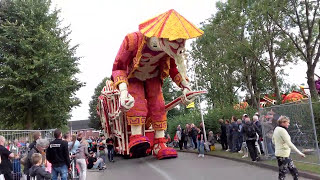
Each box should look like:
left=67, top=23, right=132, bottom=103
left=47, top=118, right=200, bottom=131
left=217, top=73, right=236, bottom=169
left=87, top=152, right=312, bottom=180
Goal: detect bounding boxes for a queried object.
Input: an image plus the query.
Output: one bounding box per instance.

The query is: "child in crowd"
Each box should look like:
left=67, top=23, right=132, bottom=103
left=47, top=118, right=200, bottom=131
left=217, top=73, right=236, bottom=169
left=29, top=153, right=51, bottom=180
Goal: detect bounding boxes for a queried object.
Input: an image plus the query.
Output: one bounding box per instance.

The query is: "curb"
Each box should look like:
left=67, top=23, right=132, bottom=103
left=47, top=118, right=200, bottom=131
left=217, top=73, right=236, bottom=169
left=179, top=150, right=320, bottom=180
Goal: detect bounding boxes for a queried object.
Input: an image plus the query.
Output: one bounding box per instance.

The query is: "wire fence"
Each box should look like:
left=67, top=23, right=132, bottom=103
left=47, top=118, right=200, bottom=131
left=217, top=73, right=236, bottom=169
left=259, top=100, right=320, bottom=165
left=0, top=129, right=55, bottom=180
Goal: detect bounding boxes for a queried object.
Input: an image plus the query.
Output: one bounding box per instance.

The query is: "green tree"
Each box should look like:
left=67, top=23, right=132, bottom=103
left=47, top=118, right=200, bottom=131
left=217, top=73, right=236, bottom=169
left=0, top=0, right=84, bottom=129
left=88, top=77, right=109, bottom=130
left=268, top=0, right=320, bottom=100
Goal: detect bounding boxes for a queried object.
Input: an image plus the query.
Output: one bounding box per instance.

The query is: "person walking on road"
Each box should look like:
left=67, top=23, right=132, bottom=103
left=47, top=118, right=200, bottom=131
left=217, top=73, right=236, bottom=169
left=75, top=138, right=90, bottom=180
left=241, top=117, right=260, bottom=162
left=46, top=129, right=70, bottom=180
left=272, top=116, right=305, bottom=180
left=106, top=135, right=115, bottom=162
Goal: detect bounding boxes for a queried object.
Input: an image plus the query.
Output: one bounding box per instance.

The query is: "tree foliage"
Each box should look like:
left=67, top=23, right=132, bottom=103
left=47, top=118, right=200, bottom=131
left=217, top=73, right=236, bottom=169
left=88, top=77, right=109, bottom=130
left=0, top=0, right=84, bottom=129
left=267, top=0, right=320, bottom=100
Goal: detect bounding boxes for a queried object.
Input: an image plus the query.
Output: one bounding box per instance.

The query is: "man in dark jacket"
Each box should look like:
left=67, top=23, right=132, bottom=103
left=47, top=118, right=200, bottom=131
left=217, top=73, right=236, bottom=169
left=219, top=119, right=228, bottom=150
left=191, top=124, right=198, bottom=149
left=0, top=136, right=14, bottom=180
left=231, top=118, right=239, bottom=152
left=28, top=131, right=41, bottom=151
left=241, top=117, right=261, bottom=162
left=46, top=129, right=70, bottom=180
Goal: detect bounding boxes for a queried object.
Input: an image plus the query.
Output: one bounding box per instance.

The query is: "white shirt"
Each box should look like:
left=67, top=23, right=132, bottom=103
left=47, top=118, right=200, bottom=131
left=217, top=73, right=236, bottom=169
left=272, top=126, right=303, bottom=157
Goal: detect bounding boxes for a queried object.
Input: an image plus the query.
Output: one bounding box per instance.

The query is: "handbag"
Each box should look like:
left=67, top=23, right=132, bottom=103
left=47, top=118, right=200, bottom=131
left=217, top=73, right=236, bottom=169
left=0, top=174, right=4, bottom=180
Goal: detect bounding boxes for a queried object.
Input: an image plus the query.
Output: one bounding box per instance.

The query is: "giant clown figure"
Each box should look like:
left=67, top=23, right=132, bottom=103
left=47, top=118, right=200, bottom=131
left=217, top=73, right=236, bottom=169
left=111, top=9, right=203, bottom=159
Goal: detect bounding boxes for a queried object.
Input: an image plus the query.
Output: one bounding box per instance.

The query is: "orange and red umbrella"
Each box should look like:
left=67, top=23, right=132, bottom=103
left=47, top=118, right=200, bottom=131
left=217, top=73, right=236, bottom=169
left=139, top=9, right=204, bottom=41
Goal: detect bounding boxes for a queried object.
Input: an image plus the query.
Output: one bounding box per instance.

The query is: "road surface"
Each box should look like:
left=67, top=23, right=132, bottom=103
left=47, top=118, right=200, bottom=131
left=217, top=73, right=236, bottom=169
left=87, top=152, right=312, bottom=180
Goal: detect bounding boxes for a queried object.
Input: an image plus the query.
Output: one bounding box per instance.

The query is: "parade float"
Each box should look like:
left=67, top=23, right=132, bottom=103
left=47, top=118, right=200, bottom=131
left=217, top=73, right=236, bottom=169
left=235, top=74, right=320, bottom=109
left=97, top=9, right=206, bottom=159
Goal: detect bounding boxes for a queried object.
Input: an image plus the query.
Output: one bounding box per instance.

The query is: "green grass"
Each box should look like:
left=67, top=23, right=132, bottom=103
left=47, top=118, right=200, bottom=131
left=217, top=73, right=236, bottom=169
left=180, top=144, right=320, bottom=175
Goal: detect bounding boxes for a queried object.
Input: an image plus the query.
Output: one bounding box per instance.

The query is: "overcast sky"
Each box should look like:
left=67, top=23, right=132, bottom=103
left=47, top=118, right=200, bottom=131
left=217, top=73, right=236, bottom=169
left=51, top=0, right=319, bottom=121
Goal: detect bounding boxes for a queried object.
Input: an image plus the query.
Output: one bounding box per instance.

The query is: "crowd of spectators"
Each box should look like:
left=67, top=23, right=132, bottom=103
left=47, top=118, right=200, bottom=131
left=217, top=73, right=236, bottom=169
left=0, top=129, right=114, bottom=180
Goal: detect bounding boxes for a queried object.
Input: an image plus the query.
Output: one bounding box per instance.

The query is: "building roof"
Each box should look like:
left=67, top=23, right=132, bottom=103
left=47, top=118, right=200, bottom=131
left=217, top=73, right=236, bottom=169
left=68, top=120, right=91, bottom=131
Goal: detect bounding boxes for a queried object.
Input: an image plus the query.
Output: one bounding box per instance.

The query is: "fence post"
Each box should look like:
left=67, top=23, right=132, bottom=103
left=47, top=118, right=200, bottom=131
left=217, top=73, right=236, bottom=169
left=308, top=97, right=320, bottom=165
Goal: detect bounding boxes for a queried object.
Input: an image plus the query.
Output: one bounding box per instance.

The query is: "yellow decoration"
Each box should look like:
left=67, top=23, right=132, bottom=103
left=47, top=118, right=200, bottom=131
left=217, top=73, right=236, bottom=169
left=186, top=102, right=195, bottom=108
left=139, top=9, right=204, bottom=41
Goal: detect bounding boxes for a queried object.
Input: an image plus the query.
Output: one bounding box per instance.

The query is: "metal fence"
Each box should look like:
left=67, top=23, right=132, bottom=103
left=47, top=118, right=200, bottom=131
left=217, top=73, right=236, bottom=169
left=0, top=129, right=55, bottom=179
left=259, top=99, right=320, bottom=165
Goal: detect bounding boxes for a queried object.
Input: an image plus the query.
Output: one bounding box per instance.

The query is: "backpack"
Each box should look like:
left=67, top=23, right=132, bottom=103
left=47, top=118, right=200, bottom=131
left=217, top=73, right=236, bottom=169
left=246, top=123, right=257, bottom=138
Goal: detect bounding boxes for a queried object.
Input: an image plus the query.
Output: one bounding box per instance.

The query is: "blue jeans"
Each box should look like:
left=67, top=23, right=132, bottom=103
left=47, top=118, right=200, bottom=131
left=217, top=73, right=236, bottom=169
left=197, top=140, right=204, bottom=155
left=108, top=148, right=114, bottom=161
left=93, top=158, right=104, bottom=169
left=266, top=137, right=275, bottom=157
left=52, top=165, right=68, bottom=180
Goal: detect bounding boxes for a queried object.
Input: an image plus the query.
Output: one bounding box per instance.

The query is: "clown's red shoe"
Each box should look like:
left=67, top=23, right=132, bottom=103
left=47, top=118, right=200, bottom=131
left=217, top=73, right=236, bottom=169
left=128, top=134, right=150, bottom=158
left=153, top=137, right=177, bottom=160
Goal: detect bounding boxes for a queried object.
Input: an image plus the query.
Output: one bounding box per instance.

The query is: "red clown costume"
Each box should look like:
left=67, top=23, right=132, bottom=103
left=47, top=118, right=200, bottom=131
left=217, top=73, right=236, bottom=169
left=111, top=9, right=203, bottom=159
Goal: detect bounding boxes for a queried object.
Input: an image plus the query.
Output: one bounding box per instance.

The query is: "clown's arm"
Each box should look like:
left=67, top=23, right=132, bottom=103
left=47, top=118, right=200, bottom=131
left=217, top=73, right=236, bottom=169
left=169, top=58, right=194, bottom=105
left=112, top=34, right=136, bottom=111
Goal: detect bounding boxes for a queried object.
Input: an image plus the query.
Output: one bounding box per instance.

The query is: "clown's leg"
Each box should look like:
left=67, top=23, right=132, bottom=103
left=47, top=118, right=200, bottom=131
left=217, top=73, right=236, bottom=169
left=127, top=79, right=150, bottom=158
left=145, top=78, right=177, bottom=159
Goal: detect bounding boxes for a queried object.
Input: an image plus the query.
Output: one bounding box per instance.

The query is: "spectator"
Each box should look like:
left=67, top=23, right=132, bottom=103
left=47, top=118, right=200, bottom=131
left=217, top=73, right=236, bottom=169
left=231, top=116, right=239, bottom=152
left=182, top=128, right=188, bottom=150
left=106, top=135, right=115, bottom=162
left=75, top=139, right=89, bottom=180
left=98, top=135, right=107, bottom=163
left=77, top=131, right=83, bottom=142
left=46, top=129, right=70, bottom=180
left=253, top=115, right=264, bottom=155
left=176, top=125, right=183, bottom=150
left=24, top=139, right=49, bottom=180
left=242, top=114, right=249, bottom=123
left=29, top=153, right=51, bottom=180
left=0, top=136, right=14, bottom=180
left=186, top=123, right=193, bottom=148
left=63, top=133, right=70, bottom=141
left=272, top=116, right=305, bottom=180
left=207, top=131, right=215, bottom=148
left=219, top=119, right=228, bottom=150
left=236, top=119, right=244, bottom=153
left=69, top=135, right=80, bottom=155
left=241, top=117, right=260, bottom=162
left=197, top=123, right=205, bottom=157
left=191, top=124, right=198, bottom=149
left=29, top=131, right=41, bottom=151
left=225, top=119, right=233, bottom=152
left=262, top=111, right=276, bottom=159
left=10, top=139, right=21, bottom=175
left=87, top=152, right=106, bottom=170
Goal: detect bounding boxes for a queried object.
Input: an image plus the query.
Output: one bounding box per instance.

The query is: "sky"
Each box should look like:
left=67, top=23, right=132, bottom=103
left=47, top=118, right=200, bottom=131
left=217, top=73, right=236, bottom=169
left=51, top=0, right=218, bottom=121
left=51, top=0, right=319, bottom=121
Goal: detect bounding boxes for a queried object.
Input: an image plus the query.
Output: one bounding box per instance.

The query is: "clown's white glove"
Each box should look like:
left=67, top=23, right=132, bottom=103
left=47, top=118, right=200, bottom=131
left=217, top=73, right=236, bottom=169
left=119, top=83, right=135, bottom=111
left=181, top=80, right=195, bottom=105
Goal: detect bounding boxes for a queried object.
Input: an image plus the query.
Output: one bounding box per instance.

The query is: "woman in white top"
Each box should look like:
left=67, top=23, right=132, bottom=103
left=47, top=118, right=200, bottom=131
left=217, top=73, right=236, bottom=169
left=272, top=116, right=305, bottom=180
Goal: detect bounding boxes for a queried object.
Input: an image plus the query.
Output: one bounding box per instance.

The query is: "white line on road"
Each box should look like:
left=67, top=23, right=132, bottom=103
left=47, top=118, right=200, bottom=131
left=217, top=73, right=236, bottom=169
left=143, top=160, right=175, bottom=180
